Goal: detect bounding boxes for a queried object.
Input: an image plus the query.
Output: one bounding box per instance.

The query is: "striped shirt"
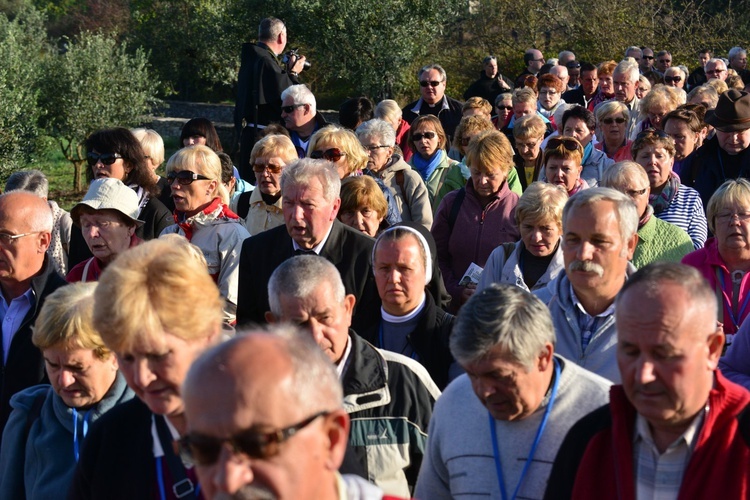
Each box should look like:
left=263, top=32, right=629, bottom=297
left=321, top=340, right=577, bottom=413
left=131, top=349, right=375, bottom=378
left=653, top=185, right=707, bottom=250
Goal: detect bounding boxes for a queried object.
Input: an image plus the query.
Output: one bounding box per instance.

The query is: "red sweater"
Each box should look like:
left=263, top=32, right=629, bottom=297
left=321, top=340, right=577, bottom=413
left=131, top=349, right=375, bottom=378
left=544, top=371, right=750, bottom=500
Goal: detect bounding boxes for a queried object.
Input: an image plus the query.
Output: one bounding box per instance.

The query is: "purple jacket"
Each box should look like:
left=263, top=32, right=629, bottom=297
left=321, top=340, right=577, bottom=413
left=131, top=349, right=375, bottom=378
left=431, top=179, right=519, bottom=312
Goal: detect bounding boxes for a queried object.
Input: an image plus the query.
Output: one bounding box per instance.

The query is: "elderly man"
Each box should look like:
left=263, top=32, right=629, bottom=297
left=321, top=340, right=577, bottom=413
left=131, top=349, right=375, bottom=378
left=359, top=225, right=455, bottom=389
left=463, top=55, right=514, bottom=104
left=415, top=283, right=610, bottom=499
left=558, top=50, right=576, bottom=67
left=705, top=57, right=729, bottom=82
left=625, top=46, right=642, bottom=65
left=235, top=17, right=308, bottom=178
left=654, top=50, right=672, bottom=77
left=182, top=330, right=400, bottom=499
left=688, top=49, right=712, bottom=90
left=515, top=48, right=545, bottom=88
left=545, top=263, right=750, bottom=499
left=281, top=84, right=328, bottom=157
left=266, top=255, right=440, bottom=497
left=403, top=64, right=463, bottom=141
left=729, top=46, right=748, bottom=74
left=640, top=47, right=655, bottom=74
left=534, top=188, right=638, bottom=382
left=612, top=59, right=641, bottom=139
left=693, top=89, right=750, bottom=206
left=563, top=62, right=598, bottom=108
left=0, top=192, right=66, bottom=437
left=236, top=158, right=380, bottom=333
left=550, top=64, right=570, bottom=90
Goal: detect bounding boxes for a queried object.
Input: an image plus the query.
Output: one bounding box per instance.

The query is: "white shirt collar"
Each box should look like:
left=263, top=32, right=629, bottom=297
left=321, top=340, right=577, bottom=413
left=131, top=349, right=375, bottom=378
left=292, top=222, right=334, bottom=255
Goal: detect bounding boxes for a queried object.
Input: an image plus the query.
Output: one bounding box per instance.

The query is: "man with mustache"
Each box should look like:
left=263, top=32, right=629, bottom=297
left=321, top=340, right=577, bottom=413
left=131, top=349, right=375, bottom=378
left=535, top=188, right=638, bottom=383
left=545, top=263, right=750, bottom=499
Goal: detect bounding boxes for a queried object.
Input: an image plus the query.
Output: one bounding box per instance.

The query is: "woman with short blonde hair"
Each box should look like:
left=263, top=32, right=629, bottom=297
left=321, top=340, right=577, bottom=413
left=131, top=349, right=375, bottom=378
left=308, top=126, right=368, bottom=179
left=338, top=176, right=389, bottom=237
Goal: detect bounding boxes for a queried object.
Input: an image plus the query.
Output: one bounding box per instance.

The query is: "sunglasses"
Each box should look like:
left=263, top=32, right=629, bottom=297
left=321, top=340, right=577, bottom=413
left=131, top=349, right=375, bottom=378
left=179, top=412, right=327, bottom=465
left=252, top=163, right=283, bottom=174
left=643, top=55, right=655, bottom=60
left=87, top=153, right=123, bottom=167
left=281, top=103, right=305, bottom=114
left=665, top=76, right=682, bottom=83
left=310, top=148, right=346, bottom=162
left=420, top=80, right=441, bottom=87
left=412, top=131, right=437, bottom=142
left=546, top=138, right=580, bottom=151
left=602, top=117, right=627, bottom=125
left=496, top=105, right=513, bottom=111
left=167, top=170, right=211, bottom=185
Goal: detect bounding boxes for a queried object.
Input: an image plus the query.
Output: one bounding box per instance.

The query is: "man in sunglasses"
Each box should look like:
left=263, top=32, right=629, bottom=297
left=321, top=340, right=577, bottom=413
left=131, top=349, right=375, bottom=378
left=236, top=159, right=380, bottom=335
left=639, top=47, right=655, bottom=74
left=402, top=64, right=464, bottom=142
left=281, top=84, right=328, bottom=158
left=266, top=255, right=440, bottom=497
left=0, top=192, right=66, bottom=441
left=514, top=48, right=545, bottom=88
left=183, top=329, right=407, bottom=499
left=235, top=17, right=308, bottom=179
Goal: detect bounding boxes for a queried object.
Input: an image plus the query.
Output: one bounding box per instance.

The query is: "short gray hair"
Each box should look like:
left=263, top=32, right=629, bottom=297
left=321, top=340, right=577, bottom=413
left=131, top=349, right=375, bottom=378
left=280, top=158, right=341, bottom=204
left=356, top=119, right=396, bottom=147
left=705, top=58, right=727, bottom=71
left=687, top=84, right=719, bottom=108
left=450, top=284, right=556, bottom=368
left=5, top=170, right=49, bottom=198
left=258, top=17, right=285, bottom=42
left=595, top=99, right=630, bottom=122
left=601, top=160, right=649, bottom=190
left=418, top=64, right=447, bottom=83
left=665, top=66, right=687, bottom=80
left=614, top=59, right=639, bottom=83
left=562, top=187, right=638, bottom=248
left=482, top=55, right=497, bottom=66
left=281, top=84, right=317, bottom=114
left=625, top=46, right=642, bottom=58
left=268, top=255, right=345, bottom=318
left=729, top=46, right=747, bottom=62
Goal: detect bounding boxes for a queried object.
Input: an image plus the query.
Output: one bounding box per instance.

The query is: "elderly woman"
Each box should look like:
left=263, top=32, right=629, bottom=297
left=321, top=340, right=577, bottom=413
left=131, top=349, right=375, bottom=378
left=595, top=100, right=633, bottom=162
left=513, top=114, right=547, bottom=190
left=68, top=239, right=222, bottom=498
left=375, top=99, right=412, bottom=162
left=432, top=129, right=520, bottom=312
left=683, top=179, right=750, bottom=343
left=537, top=74, right=566, bottom=125
left=68, top=128, right=172, bottom=269
left=408, top=115, right=460, bottom=209
left=663, top=106, right=708, bottom=179
left=356, top=119, right=432, bottom=229
left=477, top=182, right=566, bottom=293
left=338, top=176, right=388, bottom=237
left=493, top=92, right=514, bottom=129
left=632, top=84, right=683, bottom=137
left=560, top=105, right=614, bottom=187
left=0, top=283, right=133, bottom=500
left=160, top=145, right=250, bottom=325
left=541, top=136, right=588, bottom=196
left=501, top=87, right=553, bottom=149
left=636, top=75, right=652, bottom=99
left=602, top=161, right=693, bottom=268
left=236, top=134, right=297, bottom=235
left=131, top=128, right=173, bottom=213
left=67, top=179, right=143, bottom=283
left=632, top=129, right=707, bottom=249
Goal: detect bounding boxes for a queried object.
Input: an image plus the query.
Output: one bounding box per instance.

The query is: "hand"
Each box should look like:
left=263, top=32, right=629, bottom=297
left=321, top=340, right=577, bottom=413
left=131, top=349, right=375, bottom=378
left=291, top=55, right=307, bottom=75
left=460, top=283, right=477, bottom=304
left=497, top=78, right=511, bottom=90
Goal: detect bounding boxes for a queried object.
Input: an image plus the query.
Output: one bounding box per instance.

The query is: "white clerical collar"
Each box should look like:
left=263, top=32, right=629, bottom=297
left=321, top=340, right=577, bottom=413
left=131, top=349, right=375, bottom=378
left=381, top=293, right=426, bottom=323
left=292, top=223, right=334, bottom=255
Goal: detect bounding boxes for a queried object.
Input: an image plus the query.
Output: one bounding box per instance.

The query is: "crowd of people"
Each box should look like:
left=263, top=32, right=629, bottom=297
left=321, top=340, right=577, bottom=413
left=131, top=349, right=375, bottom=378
left=2, top=14, right=750, bottom=500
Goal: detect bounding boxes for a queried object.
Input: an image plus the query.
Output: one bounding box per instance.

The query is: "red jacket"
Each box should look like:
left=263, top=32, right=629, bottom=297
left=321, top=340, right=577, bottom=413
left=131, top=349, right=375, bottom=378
left=544, top=371, right=750, bottom=500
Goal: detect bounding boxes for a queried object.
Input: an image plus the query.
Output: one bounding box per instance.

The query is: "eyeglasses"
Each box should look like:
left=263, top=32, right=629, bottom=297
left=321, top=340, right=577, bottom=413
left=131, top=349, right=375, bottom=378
left=496, top=105, right=513, bottom=111
left=252, top=163, right=284, bottom=174
left=167, top=170, right=211, bottom=185
left=716, top=212, right=750, bottom=223
left=310, top=148, right=346, bottom=162
left=567, top=62, right=581, bottom=69
left=281, top=103, right=305, bottom=114
left=533, top=58, right=545, bottom=63
left=643, top=55, right=655, bottom=60
left=420, top=80, right=442, bottom=87
left=363, top=144, right=390, bottom=152
left=602, top=117, right=627, bottom=125
left=546, top=138, right=580, bottom=151
left=179, top=411, right=327, bottom=465
left=665, top=76, right=682, bottom=83
left=86, top=153, right=123, bottom=167
left=0, top=231, right=41, bottom=245
left=412, top=131, right=436, bottom=142
left=626, top=187, right=649, bottom=197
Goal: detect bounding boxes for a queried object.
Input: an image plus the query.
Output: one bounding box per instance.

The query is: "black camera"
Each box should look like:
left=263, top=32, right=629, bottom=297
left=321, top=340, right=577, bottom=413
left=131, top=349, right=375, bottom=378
left=282, top=48, right=311, bottom=70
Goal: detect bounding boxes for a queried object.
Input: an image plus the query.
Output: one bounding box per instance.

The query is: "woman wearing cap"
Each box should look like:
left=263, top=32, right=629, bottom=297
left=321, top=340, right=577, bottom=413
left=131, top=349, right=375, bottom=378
left=632, top=129, right=707, bottom=249
left=540, top=136, right=588, bottom=197
left=160, top=145, right=250, bottom=327
left=0, top=283, right=133, bottom=500
left=68, top=239, right=222, bottom=499
left=66, top=179, right=144, bottom=283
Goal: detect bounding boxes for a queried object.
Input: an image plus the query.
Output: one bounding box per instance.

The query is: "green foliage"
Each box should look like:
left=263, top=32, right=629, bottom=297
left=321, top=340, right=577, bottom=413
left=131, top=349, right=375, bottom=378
left=0, top=5, right=47, bottom=181
left=38, top=30, right=161, bottom=190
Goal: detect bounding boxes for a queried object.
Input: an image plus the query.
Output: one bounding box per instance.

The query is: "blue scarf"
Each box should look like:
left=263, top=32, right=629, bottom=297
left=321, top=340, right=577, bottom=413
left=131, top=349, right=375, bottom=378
left=582, top=141, right=593, bottom=165
left=412, top=149, right=445, bottom=181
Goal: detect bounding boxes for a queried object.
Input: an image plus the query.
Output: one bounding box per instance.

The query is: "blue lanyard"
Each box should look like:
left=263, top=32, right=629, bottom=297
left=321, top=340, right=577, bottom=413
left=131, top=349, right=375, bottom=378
left=489, top=357, right=561, bottom=500
left=71, top=408, right=91, bottom=462
left=718, top=269, right=750, bottom=329
left=156, top=457, right=202, bottom=500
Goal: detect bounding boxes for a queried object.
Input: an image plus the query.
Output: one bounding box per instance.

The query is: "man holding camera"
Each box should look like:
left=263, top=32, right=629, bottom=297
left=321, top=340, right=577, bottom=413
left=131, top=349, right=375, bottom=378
left=235, top=17, right=308, bottom=180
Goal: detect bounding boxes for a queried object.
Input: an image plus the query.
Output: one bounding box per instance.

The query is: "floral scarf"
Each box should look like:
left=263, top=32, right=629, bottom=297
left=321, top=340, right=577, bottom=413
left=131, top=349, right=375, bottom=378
left=649, top=172, right=680, bottom=214
left=173, top=197, right=240, bottom=241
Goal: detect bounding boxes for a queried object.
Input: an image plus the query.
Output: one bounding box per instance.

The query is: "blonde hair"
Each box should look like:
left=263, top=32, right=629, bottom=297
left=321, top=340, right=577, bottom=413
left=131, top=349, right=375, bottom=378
left=32, top=282, right=111, bottom=360
left=308, top=126, right=368, bottom=175
left=707, top=179, right=750, bottom=234
left=462, top=97, right=493, bottom=116
left=638, top=84, right=682, bottom=121
left=513, top=114, right=546, bottom=140
left=515, top=182, right=568, bottom=229
left=707, top=78, right=729, bottom=95
left=93, top=239, right=223, bottom=353
left=131, top=128, right=165, bottom=167
left=339, top=176, right=388, bottom=220
left=455, top=115, right=494, bottom=155
left=374, top=99, right=402, bottom=124
left=250, top=134, right=297, bottom=166
left=465, top=130, right=514, bottom=175
left=166, top=145, right=229, bottom=205
left=512, top=87, right=537, bottom=106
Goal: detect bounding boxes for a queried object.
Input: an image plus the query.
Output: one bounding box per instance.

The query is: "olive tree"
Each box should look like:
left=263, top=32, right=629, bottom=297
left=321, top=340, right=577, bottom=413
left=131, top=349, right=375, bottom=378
left=39, top=31, right=161, bottom=191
